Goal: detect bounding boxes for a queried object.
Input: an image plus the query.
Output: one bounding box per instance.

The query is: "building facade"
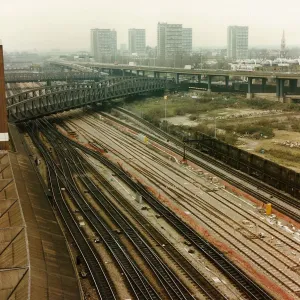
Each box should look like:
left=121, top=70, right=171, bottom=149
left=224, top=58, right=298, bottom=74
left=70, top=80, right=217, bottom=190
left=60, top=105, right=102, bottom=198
left=90, top=28, right=117, bottom=62
left=227, top=26, right=248, bottom=59
left=128, top=29, right=146, bottom=55
left=157, top=23, right=185, bottom=59
left=182, top=28, right=192, bottom=54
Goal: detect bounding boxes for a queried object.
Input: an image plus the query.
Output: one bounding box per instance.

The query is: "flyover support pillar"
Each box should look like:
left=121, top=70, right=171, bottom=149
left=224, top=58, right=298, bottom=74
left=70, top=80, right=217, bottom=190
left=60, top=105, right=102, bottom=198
left=207, top=75, right=212, bottom=93
left=276, top=78, right=285, bottom=101
left=46, top=79, right=51, bottom=86
left=197, top=75, right=201, bottom=84
left=176, top=73, right=180, bottom=84
left=225, top=76, right=229, bottom=89
left=0, top=43, right=8, bottom=150
left=122, top=69, right=125, bottom=76
left=289, top=79, right=297, bottom=93
left=142, top=70, right=145, bottom=77
left=247, top=77, right=253, bottom=99
left=261, top=78, right=267, bottom=92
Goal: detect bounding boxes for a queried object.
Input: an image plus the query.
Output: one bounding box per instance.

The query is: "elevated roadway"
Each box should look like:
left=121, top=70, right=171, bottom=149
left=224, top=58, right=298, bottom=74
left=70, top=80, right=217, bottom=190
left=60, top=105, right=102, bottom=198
left=50, top=60, right=300, bottom=100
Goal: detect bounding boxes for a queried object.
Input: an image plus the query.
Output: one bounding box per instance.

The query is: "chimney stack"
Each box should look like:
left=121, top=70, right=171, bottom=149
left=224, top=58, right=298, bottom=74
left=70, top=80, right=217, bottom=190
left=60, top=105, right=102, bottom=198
left=0, top=41, right=8, bottom=150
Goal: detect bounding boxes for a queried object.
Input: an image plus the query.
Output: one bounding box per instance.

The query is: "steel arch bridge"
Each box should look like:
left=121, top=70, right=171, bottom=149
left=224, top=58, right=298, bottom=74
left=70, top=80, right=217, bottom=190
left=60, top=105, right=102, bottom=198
left=7, top=76, right=166, bottom=122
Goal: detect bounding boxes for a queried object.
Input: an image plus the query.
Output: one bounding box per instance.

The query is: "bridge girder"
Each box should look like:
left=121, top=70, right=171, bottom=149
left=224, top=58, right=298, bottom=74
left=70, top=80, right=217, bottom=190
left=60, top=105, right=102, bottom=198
left=7, top=77, right=166, bottom=122
left=4, top=72, right=104, bottom=83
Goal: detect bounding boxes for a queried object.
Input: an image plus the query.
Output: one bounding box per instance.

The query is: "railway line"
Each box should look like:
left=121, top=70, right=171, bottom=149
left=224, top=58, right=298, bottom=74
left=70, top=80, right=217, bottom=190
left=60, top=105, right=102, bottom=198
left=63, top=112, right=300, bottom=297
left=31, top=116, right=276, bottom=300
left=28, top=123, right=165, bottom=300
left=26, top=125, right=118, bottom=300
left=105, top=107, right=300, bottom=223
left=26, top=119, right=228, bottom=299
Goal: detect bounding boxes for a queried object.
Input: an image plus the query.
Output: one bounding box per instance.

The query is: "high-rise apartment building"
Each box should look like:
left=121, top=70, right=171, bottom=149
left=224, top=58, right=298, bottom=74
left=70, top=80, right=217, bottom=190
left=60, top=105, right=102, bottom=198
left=157, top=23, right=185, bottom=59
left=182, top=28, right=192, bottom=54
left=128, top=29, right=146, bottom=55
left=90, top=28, right=117, bottom=62
left=227, top=26, right=248, bottom=59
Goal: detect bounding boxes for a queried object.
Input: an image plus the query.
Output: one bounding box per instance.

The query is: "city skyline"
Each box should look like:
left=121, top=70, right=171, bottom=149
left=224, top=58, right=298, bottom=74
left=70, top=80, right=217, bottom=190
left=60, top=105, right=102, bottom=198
left=1, top=0, right=300, bottom=51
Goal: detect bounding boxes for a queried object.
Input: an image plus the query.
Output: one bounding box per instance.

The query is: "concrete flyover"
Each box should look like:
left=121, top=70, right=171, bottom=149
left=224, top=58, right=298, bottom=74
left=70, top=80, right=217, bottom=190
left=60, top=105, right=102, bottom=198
left=4, top=71, right=105, bottom=84
left=6, top=76, right=167, bottom=122
left=50, top=60, right=300, bottom=101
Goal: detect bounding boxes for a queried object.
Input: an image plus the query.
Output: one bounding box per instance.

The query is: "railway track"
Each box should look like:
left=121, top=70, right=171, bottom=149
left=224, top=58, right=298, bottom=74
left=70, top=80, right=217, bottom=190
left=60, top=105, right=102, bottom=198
left=106, top=107, right=300, bottom=223
left=56, top=118, right=234, bottom=299
left=28, top=123, right=163, bottom=300
left=40, top=117, right=274, bottom=300
left=26, top=125, right=117, bottom=300
left=67, top=114, right=300, bottom=296
left=39, top=120, right=197, bottom=300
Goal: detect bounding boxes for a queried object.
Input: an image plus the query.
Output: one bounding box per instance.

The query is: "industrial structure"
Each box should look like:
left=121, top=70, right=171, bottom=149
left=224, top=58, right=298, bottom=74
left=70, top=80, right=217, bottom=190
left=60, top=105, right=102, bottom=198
left=49, top=60, right=300, bottom=101
left=128, top=28, right=146, bottom=55
left=0, top=42, right=8, bottom=150
left=227, top=26, right=249, bottom=59
left=90, top=28, right=117, bottom=62
left=6, top=76, right=166, bottom=122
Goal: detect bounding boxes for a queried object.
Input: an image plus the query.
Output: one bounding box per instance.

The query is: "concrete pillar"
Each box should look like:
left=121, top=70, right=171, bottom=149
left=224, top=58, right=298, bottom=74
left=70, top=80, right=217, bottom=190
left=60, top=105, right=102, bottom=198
left=289, top=79, right=297, bottom=93
left=207, top=75, right=212, bottom=92
left=130, top=70, right=132, bottom=75
left=276, top=78, right=280, bottom=98
left=176, top=73, right=180, bottom=84
left=247, top=77, right=252, bottom=99
left=280, top=79, right=285, bottom=101
left=0, top=43, right=8, bottom=150
left=142, top=70, right=145, bottom=77
left=225, top=76, right=229, bottom=89
left=46, top=79, right=51, bottom=86
left=261, top=78, right=267, bottom=92
left=122, top=69, right=125, bottom=76
left=198, top=74, right=201, bottom=84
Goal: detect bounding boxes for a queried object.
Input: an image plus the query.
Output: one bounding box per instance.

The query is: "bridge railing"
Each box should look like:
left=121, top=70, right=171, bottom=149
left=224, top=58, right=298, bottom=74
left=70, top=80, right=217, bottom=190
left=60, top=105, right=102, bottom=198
left=7, top=77, right=166, bottom=122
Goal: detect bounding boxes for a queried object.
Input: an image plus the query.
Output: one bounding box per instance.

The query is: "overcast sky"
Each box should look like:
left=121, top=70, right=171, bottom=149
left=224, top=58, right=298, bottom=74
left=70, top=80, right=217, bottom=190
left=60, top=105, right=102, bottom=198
left=1, top=0, right=299, bottom=51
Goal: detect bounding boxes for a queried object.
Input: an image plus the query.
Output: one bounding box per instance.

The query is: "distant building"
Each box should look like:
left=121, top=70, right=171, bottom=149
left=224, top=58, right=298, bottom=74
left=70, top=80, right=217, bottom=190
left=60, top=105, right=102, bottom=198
left=280, top=30, right=286, bottom=58
left=227, top=26, right=248, bottom=59
left=128, top=29, right=146, bottom=55
left=157, top=23, right=183, bottom=59
left=90, top=28, right=117, bottom=62
left=182, top=28, right=192, bottom=54
left=120, top=43, right=127, bottom=51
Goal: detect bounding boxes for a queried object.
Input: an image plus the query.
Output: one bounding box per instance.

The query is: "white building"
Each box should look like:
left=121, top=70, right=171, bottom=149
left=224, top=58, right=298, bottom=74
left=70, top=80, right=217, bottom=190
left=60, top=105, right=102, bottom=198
left=227, top=26, right=248, bottom=59
left=182, top=28, right=192, bottom=54
left=90, top=28, right=117, bottom=62
left=157, top=23, right=192, bottom=60
left=128, top=29, right=146, bottom=55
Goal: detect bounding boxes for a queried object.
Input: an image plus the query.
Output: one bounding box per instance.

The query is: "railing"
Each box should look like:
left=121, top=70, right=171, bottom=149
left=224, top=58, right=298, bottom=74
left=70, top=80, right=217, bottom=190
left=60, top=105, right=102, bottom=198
left=7, top=77, right=166, bottom=122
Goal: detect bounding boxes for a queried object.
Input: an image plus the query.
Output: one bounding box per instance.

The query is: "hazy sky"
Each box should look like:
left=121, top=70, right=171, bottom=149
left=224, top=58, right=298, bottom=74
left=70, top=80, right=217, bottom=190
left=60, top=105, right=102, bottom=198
left=1, top=0, right=299, bottom=51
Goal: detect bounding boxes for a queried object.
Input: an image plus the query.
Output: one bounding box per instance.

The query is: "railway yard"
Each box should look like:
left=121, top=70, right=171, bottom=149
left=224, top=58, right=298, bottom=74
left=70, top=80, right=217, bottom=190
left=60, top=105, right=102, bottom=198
left=5, top=82, right=300, bottom=300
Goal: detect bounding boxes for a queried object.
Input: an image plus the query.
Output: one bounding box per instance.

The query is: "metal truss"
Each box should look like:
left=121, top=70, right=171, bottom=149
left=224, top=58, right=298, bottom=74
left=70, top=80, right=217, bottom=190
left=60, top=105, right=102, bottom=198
left=5, top=72, right=103, bottom=83
left=7, top=76, right=166, bottom=122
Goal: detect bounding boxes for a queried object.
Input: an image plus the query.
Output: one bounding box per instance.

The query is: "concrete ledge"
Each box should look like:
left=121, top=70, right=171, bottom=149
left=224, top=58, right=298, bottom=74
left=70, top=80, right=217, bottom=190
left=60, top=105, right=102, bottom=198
left=252, top=93, right=278, bottom=101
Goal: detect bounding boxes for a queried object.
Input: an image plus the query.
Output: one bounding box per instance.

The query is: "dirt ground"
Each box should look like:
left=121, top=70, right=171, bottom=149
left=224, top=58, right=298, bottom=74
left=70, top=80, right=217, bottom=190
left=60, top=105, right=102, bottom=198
left=238, top=130, right=300, bottom=172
